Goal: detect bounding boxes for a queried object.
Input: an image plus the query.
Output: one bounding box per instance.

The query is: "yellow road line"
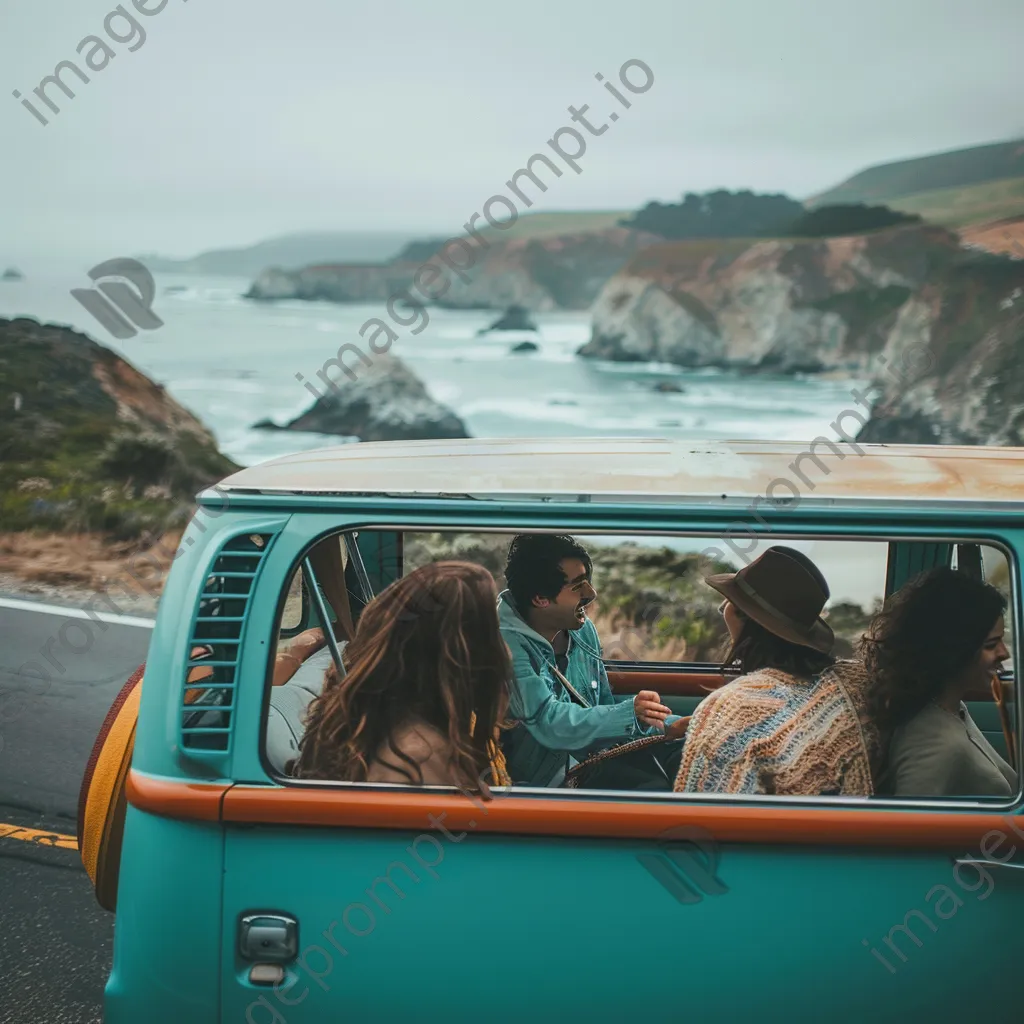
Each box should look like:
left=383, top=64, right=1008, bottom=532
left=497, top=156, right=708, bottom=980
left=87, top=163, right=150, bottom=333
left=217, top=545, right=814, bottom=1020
left=0, top=821, right=77, bottom=850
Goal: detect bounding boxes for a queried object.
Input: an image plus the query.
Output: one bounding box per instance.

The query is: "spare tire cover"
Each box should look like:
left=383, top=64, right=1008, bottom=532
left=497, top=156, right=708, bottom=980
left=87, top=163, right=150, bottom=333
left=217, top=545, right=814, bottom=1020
left=77, top=664, right=144, bottom=912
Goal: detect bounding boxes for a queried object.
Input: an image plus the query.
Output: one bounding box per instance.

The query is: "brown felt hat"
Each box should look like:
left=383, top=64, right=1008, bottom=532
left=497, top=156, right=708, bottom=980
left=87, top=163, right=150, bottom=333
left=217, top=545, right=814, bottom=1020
left=706, top=545, right=835, bottom=654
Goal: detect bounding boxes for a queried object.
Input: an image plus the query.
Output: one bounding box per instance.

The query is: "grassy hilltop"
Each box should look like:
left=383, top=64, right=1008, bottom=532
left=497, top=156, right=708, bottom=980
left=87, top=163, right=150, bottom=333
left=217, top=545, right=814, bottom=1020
left=809, top=138, right=1024, bottom=227
left=0, top=318, right=237, bottom=539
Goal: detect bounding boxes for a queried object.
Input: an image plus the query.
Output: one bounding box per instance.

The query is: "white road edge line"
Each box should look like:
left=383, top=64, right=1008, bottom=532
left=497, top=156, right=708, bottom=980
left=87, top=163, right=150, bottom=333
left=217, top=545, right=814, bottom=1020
left=0, top=595, right=156, bottom=629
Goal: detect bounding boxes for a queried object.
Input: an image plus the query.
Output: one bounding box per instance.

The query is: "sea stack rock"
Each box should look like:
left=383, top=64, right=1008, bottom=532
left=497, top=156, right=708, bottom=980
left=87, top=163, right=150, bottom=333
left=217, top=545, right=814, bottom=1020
left=258, top=355, right=469, bottom=442
left=479, top=304, right=539, bottom=333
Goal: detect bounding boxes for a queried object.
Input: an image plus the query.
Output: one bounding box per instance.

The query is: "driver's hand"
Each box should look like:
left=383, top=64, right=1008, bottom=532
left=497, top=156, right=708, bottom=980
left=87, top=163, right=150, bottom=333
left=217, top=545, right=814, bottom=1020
left=665, top=716, right=691, bottom=740
left=633, top=690, right=672, bottom=728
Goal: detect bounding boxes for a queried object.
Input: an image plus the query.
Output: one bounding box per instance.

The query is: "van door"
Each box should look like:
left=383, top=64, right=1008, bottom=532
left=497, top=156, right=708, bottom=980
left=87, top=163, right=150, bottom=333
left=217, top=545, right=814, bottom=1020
left=220, top=792, right=1024, bottom=1023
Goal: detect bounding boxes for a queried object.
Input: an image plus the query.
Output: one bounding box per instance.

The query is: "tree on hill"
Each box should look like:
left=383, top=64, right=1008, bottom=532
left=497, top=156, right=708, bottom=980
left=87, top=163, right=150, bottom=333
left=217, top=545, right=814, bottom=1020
left=620, top=189, right=805, bottom=240
left=782, top=203, right=921, bottom=237
left=621, top=189, right=924, bottom=241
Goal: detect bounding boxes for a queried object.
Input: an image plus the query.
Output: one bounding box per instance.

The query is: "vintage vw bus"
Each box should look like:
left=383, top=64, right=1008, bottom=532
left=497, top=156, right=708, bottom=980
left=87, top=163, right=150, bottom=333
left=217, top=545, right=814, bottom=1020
left=79, top=438, right=1024, bottom=1023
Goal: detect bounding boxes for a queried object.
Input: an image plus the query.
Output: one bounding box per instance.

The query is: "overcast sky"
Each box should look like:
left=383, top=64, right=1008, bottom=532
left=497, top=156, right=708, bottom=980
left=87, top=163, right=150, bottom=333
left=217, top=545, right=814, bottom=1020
left=1, top=0, right=1021, bottom=265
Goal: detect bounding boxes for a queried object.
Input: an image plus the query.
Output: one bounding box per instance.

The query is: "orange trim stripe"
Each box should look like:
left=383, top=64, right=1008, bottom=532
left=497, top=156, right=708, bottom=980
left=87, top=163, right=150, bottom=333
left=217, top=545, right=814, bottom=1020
left=127, top=771, right=1024, bottom=848
left=126, top=771, right=228, bottom=821
left=222, top=784, right=1020, bottom=848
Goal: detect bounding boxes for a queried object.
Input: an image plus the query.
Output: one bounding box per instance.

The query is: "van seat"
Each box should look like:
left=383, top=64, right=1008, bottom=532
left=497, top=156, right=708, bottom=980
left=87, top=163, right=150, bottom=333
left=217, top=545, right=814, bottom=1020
left=266, top=645, right=339, bottom=774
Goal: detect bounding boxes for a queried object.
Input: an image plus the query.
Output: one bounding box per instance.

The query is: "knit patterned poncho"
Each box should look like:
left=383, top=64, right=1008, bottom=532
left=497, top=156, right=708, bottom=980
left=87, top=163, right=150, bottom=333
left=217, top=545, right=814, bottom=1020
left=674, top=661, right=882, bottom=796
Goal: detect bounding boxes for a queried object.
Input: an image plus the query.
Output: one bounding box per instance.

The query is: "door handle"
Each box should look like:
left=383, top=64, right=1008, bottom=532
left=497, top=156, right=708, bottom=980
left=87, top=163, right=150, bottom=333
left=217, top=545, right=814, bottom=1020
left=239, top=913, right=299, bottom=963
left=954, top=858, right=1024, bottom=873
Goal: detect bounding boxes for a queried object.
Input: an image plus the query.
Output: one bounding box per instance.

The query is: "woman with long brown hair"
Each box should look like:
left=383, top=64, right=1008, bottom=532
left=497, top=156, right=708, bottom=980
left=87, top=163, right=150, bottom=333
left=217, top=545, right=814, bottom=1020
left=293, top=560, right=512, bottom=793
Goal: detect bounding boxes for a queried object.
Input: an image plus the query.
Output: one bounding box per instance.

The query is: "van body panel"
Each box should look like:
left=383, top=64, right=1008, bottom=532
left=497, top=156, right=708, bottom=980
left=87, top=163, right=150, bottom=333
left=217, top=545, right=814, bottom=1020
left=102, top=441, right=1024, bottom=1022
left=219, top=826, right=1023, bottom=1023
left=105, top=808, right=224, bottom=1024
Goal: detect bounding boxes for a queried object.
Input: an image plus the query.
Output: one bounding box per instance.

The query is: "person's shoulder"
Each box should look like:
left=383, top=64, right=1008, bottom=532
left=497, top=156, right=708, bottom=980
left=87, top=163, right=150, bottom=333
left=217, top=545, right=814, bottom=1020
left=726, top=669, right=795, bottom=693
left=887, top=707, right=977, bottom=794
left=824, top=659, right=868, bottom=687
left=391, top=721, right=450, bottom=758
left=498, top=602, right=529, bottom=642
left=692, top=675, right=752, bottom=715
left=890, top=705, right=965, bottom=759
left=695, top=671, right=800, bottom=719
left=579, top=616, right=602, bottom=647
left=899, top=703, right=955, bottom=735
left=367, top=721, right=462, bottom=786
left=288, top=645, right=336, bottom=696
left=498, top=593, right=525, bottom=626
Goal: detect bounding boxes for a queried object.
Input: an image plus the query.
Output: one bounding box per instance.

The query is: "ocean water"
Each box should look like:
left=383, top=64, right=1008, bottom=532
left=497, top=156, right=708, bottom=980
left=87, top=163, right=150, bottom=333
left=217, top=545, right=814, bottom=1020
left=0, top=271, right=870, bottom=467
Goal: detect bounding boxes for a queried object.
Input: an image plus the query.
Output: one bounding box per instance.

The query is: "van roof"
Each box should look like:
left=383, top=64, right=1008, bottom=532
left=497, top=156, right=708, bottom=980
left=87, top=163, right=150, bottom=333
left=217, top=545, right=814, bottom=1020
left=213, top=438, right=1024, bottom=508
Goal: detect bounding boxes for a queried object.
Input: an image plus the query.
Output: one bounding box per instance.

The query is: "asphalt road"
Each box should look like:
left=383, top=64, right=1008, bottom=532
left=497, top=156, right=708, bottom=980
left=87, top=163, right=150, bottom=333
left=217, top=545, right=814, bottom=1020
left=0, top=596, right=153, bottom=1024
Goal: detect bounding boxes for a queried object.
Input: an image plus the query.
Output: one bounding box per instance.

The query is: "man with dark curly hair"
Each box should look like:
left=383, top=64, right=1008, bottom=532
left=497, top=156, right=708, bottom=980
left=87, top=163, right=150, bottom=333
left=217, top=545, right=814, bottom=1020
left=498, top=533, right=684, bottom=788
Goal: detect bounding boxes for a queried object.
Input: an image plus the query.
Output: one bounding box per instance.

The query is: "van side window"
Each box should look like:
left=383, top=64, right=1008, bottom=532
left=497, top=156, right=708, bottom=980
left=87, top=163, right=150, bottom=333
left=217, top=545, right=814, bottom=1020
left=262, top=529, right=1018, bottom=805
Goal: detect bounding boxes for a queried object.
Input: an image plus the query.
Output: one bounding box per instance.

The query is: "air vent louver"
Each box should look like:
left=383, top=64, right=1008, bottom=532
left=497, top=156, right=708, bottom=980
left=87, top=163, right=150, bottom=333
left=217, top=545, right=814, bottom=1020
left=180, top=532, right=274, bottom=755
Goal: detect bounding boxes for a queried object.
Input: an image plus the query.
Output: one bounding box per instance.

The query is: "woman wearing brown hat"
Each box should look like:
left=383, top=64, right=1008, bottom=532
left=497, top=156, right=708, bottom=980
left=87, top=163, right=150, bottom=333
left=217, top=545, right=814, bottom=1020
left=674, top=545, right=882, bottom=796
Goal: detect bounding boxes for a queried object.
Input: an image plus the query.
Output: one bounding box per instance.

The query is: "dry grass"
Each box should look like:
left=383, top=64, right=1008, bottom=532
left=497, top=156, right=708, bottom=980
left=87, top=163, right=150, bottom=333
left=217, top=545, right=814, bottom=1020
left=0, top=529, right=183, bottom=610
left=959, top=215, right=1024, bottom=257
left=890, top=176, right=1024, bottom=229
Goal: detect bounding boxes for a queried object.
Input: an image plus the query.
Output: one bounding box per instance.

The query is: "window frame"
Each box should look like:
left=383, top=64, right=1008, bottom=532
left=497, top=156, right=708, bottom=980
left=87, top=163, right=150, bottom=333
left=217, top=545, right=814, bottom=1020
left=277, top=565, right=309, bottom=639
left=257, top=518, right=1022, bottom=817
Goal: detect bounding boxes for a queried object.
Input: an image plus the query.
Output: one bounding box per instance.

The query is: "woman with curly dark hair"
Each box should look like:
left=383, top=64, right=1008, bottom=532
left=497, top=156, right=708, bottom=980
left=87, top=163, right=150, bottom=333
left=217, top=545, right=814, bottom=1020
left=294, top=561, right=512, bottom=794
left=863, top=567, right=1015, bottom=797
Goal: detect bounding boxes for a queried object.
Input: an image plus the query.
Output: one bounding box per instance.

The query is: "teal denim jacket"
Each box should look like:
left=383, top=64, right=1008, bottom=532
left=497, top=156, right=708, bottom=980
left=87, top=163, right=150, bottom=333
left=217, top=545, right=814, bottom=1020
left=498, top=592, right=678, bottom=787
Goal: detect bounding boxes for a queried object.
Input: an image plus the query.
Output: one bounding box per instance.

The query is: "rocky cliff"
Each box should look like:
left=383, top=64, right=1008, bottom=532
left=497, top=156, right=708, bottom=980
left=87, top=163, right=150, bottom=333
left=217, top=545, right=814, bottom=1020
left=254, top=355, right=469, bottom=442
left=579, top=225, right=1020, bottom=375
left=0, top=317, right=237, bottom=537
left=246, top=228, right=659, bottom=311
left=857, top=253, right=1024, bottom=445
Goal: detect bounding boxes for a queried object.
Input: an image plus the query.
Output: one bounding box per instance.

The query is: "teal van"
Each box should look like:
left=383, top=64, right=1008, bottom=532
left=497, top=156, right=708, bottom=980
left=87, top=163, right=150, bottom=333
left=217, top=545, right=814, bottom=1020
left=79, top=438, right=1024, bottom=1023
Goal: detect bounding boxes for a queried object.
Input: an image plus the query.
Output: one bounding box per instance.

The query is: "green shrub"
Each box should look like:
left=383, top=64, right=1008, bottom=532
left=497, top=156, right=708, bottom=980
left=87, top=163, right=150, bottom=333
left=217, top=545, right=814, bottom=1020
left=99, top=432, right=176, bottom=485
